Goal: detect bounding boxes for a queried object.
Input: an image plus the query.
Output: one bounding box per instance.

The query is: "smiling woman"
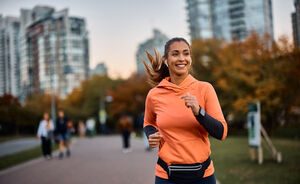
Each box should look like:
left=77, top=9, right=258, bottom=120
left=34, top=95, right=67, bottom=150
left=141, top=37, right=228, bottom=184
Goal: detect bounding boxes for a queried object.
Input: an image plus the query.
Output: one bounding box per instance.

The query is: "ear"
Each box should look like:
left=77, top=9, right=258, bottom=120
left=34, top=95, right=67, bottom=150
left=162, top=56, right=167, bottom=64
left=163, top=56, right=168, bottom=67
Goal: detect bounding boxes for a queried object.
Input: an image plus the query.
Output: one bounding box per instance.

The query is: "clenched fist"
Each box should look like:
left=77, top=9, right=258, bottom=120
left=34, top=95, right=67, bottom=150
left=181, top=92, right=200, bottom=116
left=148, top=132, right=163, bottom=148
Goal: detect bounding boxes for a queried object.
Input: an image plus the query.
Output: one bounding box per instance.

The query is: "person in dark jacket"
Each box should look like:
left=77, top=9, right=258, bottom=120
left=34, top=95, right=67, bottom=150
left=55, top=109, right=71, bottom=159
left=117, top=114, right=134, bottom=153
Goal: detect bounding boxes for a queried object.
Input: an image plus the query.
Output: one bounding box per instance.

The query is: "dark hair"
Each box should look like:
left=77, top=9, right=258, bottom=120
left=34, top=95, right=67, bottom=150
left=141, top=37, right=190, bottom=86
left=163, top=37, right=190, bottom=58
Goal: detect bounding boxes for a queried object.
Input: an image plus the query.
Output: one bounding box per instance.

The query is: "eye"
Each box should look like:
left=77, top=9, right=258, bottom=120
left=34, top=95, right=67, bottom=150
left=172, top=53, right=178, bottom=56
left=184, top=52, right=190, bottom=56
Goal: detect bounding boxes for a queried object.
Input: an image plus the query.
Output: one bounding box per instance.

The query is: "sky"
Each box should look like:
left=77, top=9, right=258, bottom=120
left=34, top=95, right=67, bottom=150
left=0, top=0, right=295, bottom=78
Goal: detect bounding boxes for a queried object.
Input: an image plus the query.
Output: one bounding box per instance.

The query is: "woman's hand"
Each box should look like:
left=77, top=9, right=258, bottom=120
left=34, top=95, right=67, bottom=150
left=148, top=132, right=163, bottom=148
left=181, top=92, right=200, bottom=116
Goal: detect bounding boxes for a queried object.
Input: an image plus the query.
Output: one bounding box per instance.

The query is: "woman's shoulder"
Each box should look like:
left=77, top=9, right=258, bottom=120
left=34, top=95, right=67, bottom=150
left=147, top=86, right=160, bottom=97
left=196, top=80, right=214, bottom=89
left=39, top=120, right=46, bottom=124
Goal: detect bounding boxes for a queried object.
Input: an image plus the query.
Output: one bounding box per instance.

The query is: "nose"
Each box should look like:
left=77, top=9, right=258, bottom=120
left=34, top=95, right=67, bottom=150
left=178, top=54, right=185, bottom=61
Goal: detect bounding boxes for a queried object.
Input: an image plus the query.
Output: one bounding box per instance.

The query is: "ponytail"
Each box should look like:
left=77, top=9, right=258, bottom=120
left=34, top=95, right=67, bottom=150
left=140, top=48, right=169, bottom=86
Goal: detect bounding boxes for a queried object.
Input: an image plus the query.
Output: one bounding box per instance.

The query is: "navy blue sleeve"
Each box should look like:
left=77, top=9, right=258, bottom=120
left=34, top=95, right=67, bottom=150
left=143, top=125, right=158, bottom=139
left=195, top=106, right=224, bottom=140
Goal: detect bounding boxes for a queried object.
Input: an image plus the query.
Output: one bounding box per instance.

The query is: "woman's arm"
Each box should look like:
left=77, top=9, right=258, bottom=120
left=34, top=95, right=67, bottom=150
left=181, top=83, right=227, bottom=140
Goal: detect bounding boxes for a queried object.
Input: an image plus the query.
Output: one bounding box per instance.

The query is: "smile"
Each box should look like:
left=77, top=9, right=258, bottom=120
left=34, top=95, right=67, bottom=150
left=175, top=64, right=187, bottom=68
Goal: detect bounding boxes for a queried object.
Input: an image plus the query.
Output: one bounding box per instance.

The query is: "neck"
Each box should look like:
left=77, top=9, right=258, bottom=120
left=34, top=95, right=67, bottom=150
left=170, top=73, right=189, bottom=85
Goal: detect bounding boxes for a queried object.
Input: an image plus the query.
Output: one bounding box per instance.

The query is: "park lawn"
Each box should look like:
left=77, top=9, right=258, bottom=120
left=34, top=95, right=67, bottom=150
left=210, top=136, right=300, bottom=184
left=0, top=144, right=58, bottom=171
left=0, top=135, right=34, bottom=143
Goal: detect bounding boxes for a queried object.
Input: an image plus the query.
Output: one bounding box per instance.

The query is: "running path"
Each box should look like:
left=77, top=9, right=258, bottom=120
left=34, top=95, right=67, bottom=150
left=0, top=136, right=157, bottom=184
left=0, top=136, right=220, bottom=184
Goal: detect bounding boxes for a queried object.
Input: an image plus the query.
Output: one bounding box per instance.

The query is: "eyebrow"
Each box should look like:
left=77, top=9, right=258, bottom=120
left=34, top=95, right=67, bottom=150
left=170, top=49, right=190, bottom=52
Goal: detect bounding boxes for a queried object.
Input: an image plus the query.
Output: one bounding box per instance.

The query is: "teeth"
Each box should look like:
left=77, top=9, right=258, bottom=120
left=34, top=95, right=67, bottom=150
left=176, top=64, right=186, bottom=67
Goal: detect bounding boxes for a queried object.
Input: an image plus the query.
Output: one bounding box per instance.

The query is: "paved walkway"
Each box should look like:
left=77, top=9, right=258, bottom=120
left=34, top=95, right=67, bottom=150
left=0, top=138, right=40, bottom=157
left=0, top=136, right=220, bottom=184
left=0, top=136, right=157, bottom=184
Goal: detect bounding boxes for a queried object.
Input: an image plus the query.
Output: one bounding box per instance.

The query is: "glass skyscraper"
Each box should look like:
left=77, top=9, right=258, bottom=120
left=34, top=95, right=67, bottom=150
left=186, top=0, right=274, bottom=41
left=0, top=16, right=21, bottom=98
left=19, top=6, right=89, bottom=99
left=136, top=29, right=169, bottom=75
left=292, top=0, right=300, bottom=47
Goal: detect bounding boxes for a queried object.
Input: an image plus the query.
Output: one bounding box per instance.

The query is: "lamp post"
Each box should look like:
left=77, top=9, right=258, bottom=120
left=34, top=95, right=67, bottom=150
left=98, top=95, right=113, bottom=134
left=50, top=59, right=56, bottom=123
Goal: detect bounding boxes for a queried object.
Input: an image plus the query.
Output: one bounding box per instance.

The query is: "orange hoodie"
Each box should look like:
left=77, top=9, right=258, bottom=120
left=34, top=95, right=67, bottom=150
left=144, top=74, right=227, bottom=179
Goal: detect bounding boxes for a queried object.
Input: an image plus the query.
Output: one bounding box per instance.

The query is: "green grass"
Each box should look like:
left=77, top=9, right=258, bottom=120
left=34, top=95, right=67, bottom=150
left=210, top=136, right=300, bottom=184
left=0, top=144, right=58, bottom=171
left=0, top=135, right=34, bottom=143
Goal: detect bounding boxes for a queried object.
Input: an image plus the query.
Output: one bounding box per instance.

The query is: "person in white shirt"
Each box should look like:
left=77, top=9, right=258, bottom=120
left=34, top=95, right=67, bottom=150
left=37, top=112, right=54, bottom=159
left=86, top=117, right=95, bottom=137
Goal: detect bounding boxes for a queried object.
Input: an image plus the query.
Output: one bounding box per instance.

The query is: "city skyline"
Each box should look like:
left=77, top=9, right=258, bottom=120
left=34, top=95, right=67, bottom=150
left=0, top=0, right=294, bottom=78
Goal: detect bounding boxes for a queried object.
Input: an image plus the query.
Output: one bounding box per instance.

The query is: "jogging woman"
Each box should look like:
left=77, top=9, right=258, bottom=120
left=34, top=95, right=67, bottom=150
left=142, top=37, right=227, bottom=184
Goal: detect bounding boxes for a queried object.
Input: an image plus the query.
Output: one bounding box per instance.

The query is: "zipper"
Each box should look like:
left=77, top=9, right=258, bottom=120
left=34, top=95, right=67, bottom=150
left=168, top=164, right=202, bottom=175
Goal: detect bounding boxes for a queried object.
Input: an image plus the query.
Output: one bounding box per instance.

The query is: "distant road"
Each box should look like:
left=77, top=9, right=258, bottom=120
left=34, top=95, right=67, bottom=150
left=0, top=138, right=40, bottom=157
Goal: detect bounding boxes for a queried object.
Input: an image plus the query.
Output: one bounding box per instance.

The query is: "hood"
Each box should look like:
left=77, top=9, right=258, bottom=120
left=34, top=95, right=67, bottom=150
left=157, top=74, right=198, bottom=93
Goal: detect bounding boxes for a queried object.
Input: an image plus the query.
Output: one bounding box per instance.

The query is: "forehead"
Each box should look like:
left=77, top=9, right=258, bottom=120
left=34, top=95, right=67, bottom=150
left=169, top=41, right=189, bottom=51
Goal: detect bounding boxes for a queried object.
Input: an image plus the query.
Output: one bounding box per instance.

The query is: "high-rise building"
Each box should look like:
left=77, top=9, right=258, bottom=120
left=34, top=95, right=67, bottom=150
left=19, top=6, right=89, bottom=98
left=292, top=0, right=300, bottom=47
left=0, top=16, right=21, bottom=97
left=90, top=62, right=108, bottom=77
left=136, top=29, right=169, bottom=75
left=186, top=0, right=274, bottom=41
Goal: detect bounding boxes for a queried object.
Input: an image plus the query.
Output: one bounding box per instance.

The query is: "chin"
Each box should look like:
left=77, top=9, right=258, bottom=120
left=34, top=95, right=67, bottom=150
left=174, top=70, right=188, bottom=76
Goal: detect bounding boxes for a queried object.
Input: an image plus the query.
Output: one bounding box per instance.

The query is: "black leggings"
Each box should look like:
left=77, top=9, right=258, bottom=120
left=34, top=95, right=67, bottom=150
left=41, top=137, right=52, bottom=156
left=121, top=130, right=131, bottom=148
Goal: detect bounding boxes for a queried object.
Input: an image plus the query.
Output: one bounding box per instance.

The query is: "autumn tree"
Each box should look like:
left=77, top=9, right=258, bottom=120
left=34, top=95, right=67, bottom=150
left=191, top=33, right=300, bottom=134
left=108, top=74, right=151, bottom=129
left=0, top=94, right=26, bottom=134
left=61, top=75, right=123, bottom=126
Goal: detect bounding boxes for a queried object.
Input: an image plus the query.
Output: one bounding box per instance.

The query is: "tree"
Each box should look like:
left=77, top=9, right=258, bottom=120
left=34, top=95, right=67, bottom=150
left=61, top=75, right=123, bottom=126
left=191, top=33, right=300, bottom=134
left=0, top=94, right=23, bottom=134
left=108, top=74, right=151, bottom=128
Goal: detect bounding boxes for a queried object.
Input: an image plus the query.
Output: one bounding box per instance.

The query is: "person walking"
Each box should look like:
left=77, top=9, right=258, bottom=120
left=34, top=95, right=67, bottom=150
left=55, top=109, right=71, bottom=159
left=86, top=117, right=96, bottom=137
left=142, top=37, right=228, bottom=184
left=78, top=120, right=86, bottom=138
left=37, top=112, right=54, bottom=160
left=117, top=114, right=134, bottom=153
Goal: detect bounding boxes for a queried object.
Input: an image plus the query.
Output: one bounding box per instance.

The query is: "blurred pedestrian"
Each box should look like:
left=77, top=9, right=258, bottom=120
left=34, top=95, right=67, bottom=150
left=117, top=114, right=133, bottom=153
left=142, top=37, right=227, bottom=184
left=55, top=109, right=71, bottom=159
left=37, top=112, right=54, bottom=160
left=78, top=120, right=86, bottom=138
left=86, top=117, right=95, bottom=137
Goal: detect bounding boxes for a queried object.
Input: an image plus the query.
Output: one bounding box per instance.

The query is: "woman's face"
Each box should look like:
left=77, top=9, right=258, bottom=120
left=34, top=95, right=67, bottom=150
left=44, top=113, right=49, bottom=120
left=165, top=41, right=191, bottom=77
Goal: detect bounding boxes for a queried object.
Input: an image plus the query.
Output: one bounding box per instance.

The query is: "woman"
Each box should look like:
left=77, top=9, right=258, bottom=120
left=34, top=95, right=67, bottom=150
left=142, top=38, right=227, bottom=184
left=37, top=112, right=54, bottom=159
